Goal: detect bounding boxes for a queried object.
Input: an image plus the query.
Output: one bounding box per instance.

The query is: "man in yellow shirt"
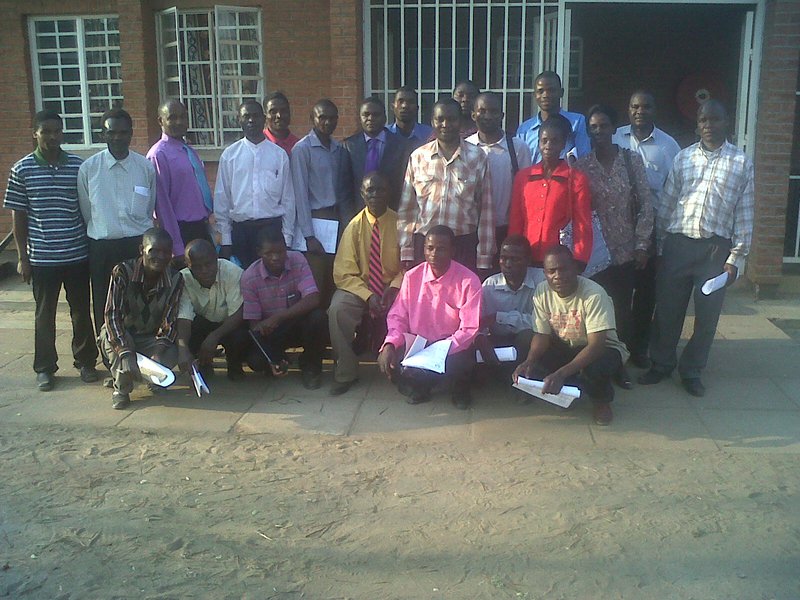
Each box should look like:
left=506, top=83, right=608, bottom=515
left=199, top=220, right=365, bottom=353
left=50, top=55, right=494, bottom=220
left=328, top=172, right=403, bottom=395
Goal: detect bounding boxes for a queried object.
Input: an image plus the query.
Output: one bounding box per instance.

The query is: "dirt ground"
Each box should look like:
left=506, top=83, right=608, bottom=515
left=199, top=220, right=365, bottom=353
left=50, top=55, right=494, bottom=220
left=1, top=422, right=798, bottom=600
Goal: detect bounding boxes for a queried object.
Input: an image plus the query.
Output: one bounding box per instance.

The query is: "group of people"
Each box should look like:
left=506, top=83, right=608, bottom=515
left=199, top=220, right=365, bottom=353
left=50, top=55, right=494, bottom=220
left=4, top=69, right=754, bottom=425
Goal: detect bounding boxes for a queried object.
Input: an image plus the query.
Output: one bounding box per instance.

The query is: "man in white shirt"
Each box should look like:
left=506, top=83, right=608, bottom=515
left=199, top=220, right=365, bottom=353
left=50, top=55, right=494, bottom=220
left=78, top=108, right=156, bottom=335
left=214, top=100, right=296, bottom=268
left=613, top=91, right=681, bottom=368
left=466, top=92, right=532, bottom=258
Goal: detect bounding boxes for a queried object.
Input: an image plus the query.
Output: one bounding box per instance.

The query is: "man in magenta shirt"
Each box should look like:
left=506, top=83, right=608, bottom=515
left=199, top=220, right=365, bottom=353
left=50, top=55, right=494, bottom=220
left=378, top=225, right=482, bottom=409
left=147, top=99, right=213, bottom=266
left=263, top=92, right=300, bottom=155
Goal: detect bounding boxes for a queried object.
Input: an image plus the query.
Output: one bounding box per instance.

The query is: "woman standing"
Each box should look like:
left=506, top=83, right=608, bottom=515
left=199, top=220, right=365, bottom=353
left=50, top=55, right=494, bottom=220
left=576, top=104, right=653, bottom=389
left=508, top=114, right=592, bottom=267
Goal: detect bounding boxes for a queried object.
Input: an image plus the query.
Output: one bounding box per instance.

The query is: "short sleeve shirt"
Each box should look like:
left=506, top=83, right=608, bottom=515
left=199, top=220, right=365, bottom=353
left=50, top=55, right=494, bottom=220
left=532, top=277, right=629, bottom=362
left=179, top=259, right=244, bottom=322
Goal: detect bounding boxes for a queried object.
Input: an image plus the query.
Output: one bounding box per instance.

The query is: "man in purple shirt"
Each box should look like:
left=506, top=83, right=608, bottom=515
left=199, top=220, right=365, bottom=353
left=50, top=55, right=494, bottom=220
left=147, top=99, right=213, bottom=267
left=241, top=227, right=327, bottom=389
left=378, top=225, right=482, bottom=409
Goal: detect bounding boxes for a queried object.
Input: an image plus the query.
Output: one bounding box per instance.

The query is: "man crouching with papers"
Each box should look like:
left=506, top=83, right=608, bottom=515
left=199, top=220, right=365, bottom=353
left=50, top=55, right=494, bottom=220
left=512, top=245, right=629, bottom=425
left=377, top=225, right=482, bottom=409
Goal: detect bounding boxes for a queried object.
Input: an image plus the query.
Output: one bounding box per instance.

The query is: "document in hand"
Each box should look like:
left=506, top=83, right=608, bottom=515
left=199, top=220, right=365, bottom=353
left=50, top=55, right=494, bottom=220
left=701, top=272, right=729, bottom=295
left=191, top=363, right=211, bottom=397
left=400, top=334, right=452, bottom=374
left=513, top=376, right=580, bottom=408
left=136, top=353, right=176, bottom=387
left=476, top=346, right=517, bottom=363
left=291, top=218, right=339, bottom=254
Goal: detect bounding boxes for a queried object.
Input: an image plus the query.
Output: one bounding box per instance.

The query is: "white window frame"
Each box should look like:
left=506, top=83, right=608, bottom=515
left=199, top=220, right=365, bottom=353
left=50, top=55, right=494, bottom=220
left=155, top=5, right=264, bottom=149
left=28, top=15, right=122, bottom=149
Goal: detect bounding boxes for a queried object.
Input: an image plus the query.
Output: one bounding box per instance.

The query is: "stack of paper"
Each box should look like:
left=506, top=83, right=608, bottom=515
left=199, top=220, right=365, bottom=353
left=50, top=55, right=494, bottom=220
left=513, top=376, right=580, bottom=408
left=476, top=346, right=517, bottom=363
left=290, top=218, right=339, bottom=254
left=399, top=334, right=452, bottom=374
left=191, top=363, right=211, bottom=397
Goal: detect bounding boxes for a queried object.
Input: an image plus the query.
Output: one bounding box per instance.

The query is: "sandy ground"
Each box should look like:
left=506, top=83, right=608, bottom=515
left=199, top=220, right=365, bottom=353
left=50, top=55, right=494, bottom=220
left=1, top=421, right=798, bottom=600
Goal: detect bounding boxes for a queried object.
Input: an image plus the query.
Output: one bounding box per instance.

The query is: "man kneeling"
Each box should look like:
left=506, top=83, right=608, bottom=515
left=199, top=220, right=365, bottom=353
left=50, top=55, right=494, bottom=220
left=100, top=228, right=184, bottom=410
left=512, top=245, right=629, bottom=425
left=176, top=239, right=250, bottom=381
left=377, top=225, right=482, bottom=409
left=241, top=227, right=326, bottom=389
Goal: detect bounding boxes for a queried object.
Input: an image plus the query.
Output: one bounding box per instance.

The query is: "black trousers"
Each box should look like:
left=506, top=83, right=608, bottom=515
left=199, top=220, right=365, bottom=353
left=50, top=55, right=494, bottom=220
left=395, top=346, right=476, bottom=393
left=529, top=336, right=622, bottom=403
left=178, top=220, right=213, bottom=250
left=629, top=254, right=657, bottom=359
left=89, top=236, right=141, bottom=336
left=188, top=316, right=251, bottom=366
left=413, top=231, right=479, bottom=273
left=31, top=261, right=98, bottom=374
left=231, top=217, right=282, bottom=268
left=247, top=309, right=327, bottom=373
left=592, top=261, right=636, bottom=350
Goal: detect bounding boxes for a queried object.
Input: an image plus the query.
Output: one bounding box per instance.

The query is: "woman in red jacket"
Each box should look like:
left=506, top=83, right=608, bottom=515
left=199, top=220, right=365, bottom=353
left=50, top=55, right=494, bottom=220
left=508, top=115, right=592, bottom=267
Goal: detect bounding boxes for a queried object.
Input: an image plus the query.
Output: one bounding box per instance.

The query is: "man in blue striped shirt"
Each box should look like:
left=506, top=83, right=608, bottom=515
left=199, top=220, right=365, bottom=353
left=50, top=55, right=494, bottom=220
left=3, top=110, right=99, bottom=391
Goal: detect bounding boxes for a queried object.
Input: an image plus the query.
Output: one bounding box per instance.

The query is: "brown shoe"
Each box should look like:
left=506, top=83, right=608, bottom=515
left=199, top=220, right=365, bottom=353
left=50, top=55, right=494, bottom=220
left=592, top=402, right=613, bottom=426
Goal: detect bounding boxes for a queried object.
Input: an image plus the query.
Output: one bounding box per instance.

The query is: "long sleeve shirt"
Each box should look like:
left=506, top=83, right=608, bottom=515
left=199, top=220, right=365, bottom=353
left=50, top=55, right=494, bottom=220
left=291, top=130, right=352, bottom=238
left=213, top=137, right=296, bottom=246
left=77, top=149, right=156, bottom=241
left=516, top=109, right=592, bottom=164
left=481, top=268, right=545, bottom=336
left=333, top=207, right=403, bottom=302
left=575, top=149, right=654, bottom=265
left=384, top=260, right=482, bottom=356
left=146, top=134, right=211, bottom=256
left=104, top=258, right=184, bottom=357
left=397, top=140, right=496, bottom=269
left=465, top=132, right=533, bottom=227
left=508, top=160, right=593, bottom=265
left=658, top=141, right=755, bottom=270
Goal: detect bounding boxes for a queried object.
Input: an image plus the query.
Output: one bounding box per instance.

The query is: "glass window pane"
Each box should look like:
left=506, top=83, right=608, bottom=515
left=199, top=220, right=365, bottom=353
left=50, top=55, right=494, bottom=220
left=35, top=20, right=56, bottom=34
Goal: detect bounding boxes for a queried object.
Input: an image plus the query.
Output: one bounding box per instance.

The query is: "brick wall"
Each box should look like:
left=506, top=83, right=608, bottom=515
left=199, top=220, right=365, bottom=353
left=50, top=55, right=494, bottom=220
left=750, top=0, right=800, bottom=287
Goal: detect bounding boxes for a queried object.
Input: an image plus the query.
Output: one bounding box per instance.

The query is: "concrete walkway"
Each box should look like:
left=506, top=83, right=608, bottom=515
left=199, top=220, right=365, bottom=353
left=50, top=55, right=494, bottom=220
left=2, top=277, right=800, bottom=454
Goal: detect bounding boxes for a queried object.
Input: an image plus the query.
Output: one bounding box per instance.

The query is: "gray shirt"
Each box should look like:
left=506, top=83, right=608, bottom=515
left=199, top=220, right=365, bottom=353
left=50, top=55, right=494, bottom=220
left=481, top=267, right=545, bottom=336
left=78, top=149, right=156, bottom=240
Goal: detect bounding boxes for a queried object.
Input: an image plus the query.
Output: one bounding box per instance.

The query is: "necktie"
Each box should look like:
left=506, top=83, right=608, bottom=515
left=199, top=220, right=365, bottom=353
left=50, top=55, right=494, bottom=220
left=364, top=137, right=380, bottom=174
left=368, top=221, right=383, bottom=297
left=183, top=143, right=214, bottom=212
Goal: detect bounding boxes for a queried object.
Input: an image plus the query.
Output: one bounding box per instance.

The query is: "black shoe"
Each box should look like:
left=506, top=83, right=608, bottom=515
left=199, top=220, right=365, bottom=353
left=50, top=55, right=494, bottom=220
left=301, top=369, right=322, bottom=390
left=451, top=387, right=473, bottom=410
left=682, top=378, right=706, bottom=397
left=406, top=386, right=431, bottom=405
left=614, top=366, right=634, bottom=390
left=330, top=379, right=357, bottom=396
left=629, top=353, right=652, bottom=369
left=80, top=366, right=99, bottom=383
left=638, top=369, right=666, bottom=385
left=36, top=372, right=54, bottom=392
left=111, top=391, right=130, bottom=410
left=226, top=364, right=245, bottom=381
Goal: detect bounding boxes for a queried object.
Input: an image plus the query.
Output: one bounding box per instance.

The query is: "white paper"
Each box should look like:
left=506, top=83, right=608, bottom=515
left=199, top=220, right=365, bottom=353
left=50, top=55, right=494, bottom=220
left=476, top=346, right=518, bottom=363
left=191, top=363, right=211, bottom=397
left=400, top=336, right=452, bottom=374
left=290, top=218, right=339, bottom=254
left=512, top=376, right=580, bottom=408
left=701, top=272, right=729, bottom=295
left=136, top=353, right=176, bottom=387
left=402, top=334, right=428, bottom=359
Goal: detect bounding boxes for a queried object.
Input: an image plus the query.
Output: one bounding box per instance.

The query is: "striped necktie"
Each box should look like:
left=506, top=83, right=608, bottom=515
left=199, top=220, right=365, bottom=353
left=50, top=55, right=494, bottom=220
left=368, top=221, right=383, bottom=297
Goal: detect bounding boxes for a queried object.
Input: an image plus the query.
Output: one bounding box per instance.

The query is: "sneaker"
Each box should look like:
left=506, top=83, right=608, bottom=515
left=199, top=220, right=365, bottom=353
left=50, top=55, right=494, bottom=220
left=301, top=369, right=322, bottom=390
left=36, top=372, right=54, bottom=392
left=111, top=391, right=130, bottom=410
left=681, top=378, right=706, bottom=397
left=80, top=366, right=99, bottom=383
left=592, top=402, right=613, bottom=426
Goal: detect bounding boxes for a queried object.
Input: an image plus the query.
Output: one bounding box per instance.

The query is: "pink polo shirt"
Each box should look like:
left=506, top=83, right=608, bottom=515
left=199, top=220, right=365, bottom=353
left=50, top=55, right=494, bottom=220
left=384, top=260, right=482, bottom=355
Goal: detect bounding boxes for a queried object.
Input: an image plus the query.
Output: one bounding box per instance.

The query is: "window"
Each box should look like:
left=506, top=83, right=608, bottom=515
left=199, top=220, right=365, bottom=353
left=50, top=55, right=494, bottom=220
left=156, top=6, right=264, bottom=148
left=28, top=16, right=122, bottom=148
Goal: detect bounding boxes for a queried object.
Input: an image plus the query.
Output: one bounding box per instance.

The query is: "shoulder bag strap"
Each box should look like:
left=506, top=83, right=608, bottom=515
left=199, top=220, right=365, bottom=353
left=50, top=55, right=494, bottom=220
left=506, top=132, right=519, bottom=177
